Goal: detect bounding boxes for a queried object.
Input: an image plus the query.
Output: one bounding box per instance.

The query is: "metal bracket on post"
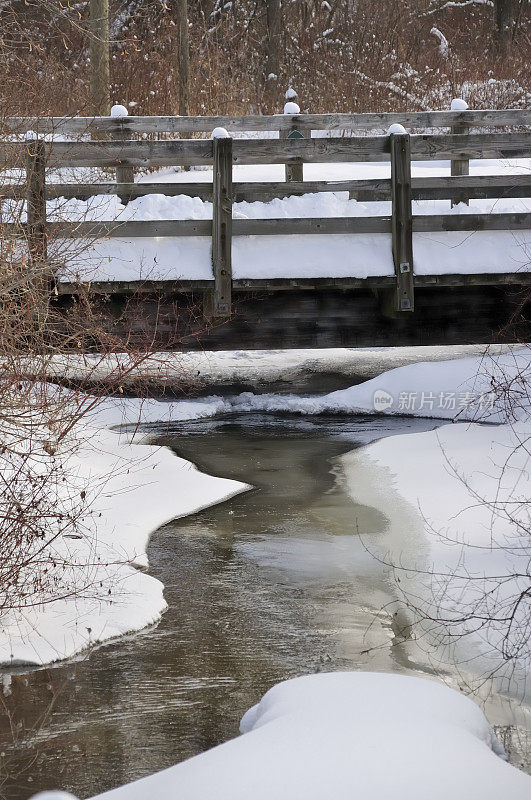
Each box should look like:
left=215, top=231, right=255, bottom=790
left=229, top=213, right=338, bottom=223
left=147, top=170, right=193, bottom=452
left=390, top=132, right=415, bottom=313
left=207, top=135, right=233, bottom=319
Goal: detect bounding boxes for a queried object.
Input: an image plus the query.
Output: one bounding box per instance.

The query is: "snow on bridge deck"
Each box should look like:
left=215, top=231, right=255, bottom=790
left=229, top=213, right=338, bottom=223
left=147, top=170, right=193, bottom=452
left=57, top=160, right=531, bottom=285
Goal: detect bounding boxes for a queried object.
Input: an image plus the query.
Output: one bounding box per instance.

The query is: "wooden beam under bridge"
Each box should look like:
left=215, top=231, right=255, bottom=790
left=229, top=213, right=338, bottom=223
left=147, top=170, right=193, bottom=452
left=53, top=282, right=530, bottom=351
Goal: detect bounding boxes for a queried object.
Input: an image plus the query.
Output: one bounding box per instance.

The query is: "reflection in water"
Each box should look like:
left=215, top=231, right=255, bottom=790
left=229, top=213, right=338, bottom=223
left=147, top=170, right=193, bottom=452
left=0, top=414, right=529, bottom=800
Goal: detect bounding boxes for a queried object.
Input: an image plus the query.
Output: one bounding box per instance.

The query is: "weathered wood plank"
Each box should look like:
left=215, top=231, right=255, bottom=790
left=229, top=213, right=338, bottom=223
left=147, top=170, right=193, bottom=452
left=113, top=127, right=135, bottom=201
left=232, top=137, right=391, bottom=164
left=57, top=279, right=214, bottom=294
left=43, top=179, right=389, bottom=202
left=44, top=139, right=214, bottom=167
left=412, top=174, right=531, bottom=200
left=26, top=138, right=48, bottom=265
left=391, top=133, right=414, bottom=312
left=37, top=211, right=531, bottom=240
left=413, top=212, right=531, bottom=231
left=45, top=217, right=392, bottom=237
left=4, top=109, right=531, bottom=135
left=210, top=136, right=233, bottom=317
left=231, top=217, right=392, bottom=234
left=46, top=182, right=215, bottom=201
left=46, top=220, right=212, bottom=237
left=409, top=132, right=531, bottom=160
left=56, top=271, right=531, bottom=295
left=37, top=174, right=530, bottom=203
left=1, top=132, right=530, bottom=168
left=281, top=125, right=306, bottom=183
left=231, top=133, right=531, bottom=164
left=234, top=175, right=531, bottom=201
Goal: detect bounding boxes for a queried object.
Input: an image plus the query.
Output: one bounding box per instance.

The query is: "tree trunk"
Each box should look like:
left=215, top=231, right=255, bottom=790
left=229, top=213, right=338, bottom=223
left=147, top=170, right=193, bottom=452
left=173, top=0, right=190, bottom=116
left=265, top=0, right=281, bottom=82
left=263, top=0, right=281, bottom=108
left=494, top=0, right=515, bottom=55
left=89, top=0, right=110, bottom=115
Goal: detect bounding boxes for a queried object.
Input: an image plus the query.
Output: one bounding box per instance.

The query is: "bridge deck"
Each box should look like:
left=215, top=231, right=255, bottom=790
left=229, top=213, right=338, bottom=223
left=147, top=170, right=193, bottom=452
left=48, top=160, right=531, bottom=288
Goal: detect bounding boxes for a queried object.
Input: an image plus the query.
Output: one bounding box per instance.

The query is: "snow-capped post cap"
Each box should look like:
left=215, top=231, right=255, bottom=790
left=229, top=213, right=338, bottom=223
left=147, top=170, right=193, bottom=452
left=387, top=123, right=407, bottom=136
left=211, top=127, right=230, bottom=139
left=110, top=104, right=129, bottom=118
left=29, top=793, right=79, bottom=800
left=285, top=87, right=298, bottom=101
left=284, top=101, right=300, bottom=115
left=450, top=98, right=468, bottom=111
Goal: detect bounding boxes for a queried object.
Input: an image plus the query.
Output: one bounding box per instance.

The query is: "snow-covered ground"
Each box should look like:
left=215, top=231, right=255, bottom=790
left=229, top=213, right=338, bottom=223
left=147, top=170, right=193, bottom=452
left=90, top=672, right=531, bottom=800
left=37, top=343, right=517, bottom=393
left=0, top=396, right=247, bottom=667
left=125, top=347, right=523, bottom=422
left=43, top=158, right=531, bottom=282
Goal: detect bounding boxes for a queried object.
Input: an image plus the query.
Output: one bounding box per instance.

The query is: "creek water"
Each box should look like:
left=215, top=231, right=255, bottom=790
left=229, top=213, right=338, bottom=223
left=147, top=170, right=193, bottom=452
left=0, top=413, right=529, bottom=799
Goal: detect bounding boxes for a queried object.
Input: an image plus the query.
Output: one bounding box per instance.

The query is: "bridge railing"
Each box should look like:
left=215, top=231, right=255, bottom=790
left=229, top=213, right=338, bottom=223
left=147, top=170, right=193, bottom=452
left=4, top=104, right=531, bottom=189
left=3, top=108, right=531, bottom=135
left=1, top=120, right=530, bottom=317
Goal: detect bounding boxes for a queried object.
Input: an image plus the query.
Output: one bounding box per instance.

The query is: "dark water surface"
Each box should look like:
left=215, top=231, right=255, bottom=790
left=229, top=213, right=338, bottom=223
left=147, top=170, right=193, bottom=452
left=0, top=414, right=529, bottom=799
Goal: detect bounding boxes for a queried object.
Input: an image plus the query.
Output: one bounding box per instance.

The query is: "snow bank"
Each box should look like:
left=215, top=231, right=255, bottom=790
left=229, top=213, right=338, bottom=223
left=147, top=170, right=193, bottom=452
left=0, top=395, right=247, bottom=667
left=342, top=417, right=531, bottom=688
left=40, top=344, right=516, bottom=393
left=91, top=672, right=530, bottom=800
left=174, top=349, right=528, bottom=422
left=316, top=348, right=531, bottom=690
left=2, top=348, right=528, bottom=675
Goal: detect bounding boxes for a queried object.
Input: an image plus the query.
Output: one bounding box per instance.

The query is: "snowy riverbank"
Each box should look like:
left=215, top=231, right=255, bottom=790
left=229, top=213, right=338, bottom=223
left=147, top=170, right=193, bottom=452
left=3, top=346, right=530, bottom=797
left=36, top=343, right=518, bottom=394
left=0, top=397, right=247, bottom=667
left=90, top=672, right=531, bottom=800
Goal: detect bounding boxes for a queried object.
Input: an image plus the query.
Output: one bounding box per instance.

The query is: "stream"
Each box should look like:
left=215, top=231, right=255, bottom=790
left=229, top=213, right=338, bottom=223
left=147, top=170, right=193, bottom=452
left=0, top=412, right=529, bottom=799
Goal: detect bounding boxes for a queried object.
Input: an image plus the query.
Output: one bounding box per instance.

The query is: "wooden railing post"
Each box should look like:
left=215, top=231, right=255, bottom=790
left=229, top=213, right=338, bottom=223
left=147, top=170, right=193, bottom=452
left=208, top=132, right=233, bottom=318
left=110, top=105, right=135, bottom=203
left=26, top=136, right=48, bottom=272
left=281, top=91, right=305, bottom=183
left=450, top=98, right=470, bottom=207
left=390, top=127, right=414, bottom=313
left=26, top=135, right=52, bottom=322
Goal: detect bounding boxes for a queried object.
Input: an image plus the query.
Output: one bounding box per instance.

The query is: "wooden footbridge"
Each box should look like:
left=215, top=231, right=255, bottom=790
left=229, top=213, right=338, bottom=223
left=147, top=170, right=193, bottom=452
left=2, top=108, right=530, bottom=349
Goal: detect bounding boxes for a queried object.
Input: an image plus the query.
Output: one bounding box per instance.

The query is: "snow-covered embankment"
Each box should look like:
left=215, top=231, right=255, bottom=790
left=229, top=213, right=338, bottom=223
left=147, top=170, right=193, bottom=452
left=90, top=672, right=531, bottom=800
left=0, top=395, right=248, bottom=666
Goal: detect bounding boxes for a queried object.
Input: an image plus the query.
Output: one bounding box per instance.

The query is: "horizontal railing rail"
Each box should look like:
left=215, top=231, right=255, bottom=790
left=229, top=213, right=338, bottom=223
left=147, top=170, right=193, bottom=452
left=2, top=174, right=530, bottom=203
left=3, top=109, right=531, bottom=136
left=3, top=210, right=527, bottom=240
left=2, top=131, right=531, bottom=168
left=55, top=272, right=531, bottom=296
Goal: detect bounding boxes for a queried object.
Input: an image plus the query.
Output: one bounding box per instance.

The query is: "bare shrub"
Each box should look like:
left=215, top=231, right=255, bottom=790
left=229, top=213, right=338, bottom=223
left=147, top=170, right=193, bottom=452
left=0, top=1, right=529, bottom=117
